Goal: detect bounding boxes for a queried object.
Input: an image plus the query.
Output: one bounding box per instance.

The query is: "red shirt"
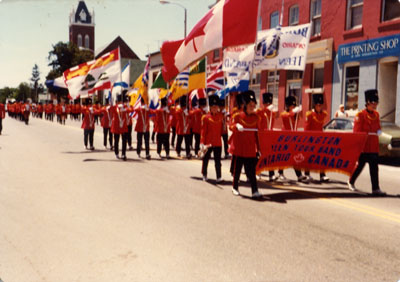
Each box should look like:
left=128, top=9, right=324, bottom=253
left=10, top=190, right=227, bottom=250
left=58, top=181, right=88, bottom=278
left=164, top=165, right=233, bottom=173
left=135, top=108, right=152, bottom=132
left=228, top=112, right=260, bottom=158
left=354, top=109, right=381, bottom=153
left=0, top=103, right=5, bottom=119
left=190, top=108, right=206, bottom=134
left=305, top=110, right=328, bottom=131
left=175, top=108, right=191, bottom=135
left=201, top=112, right=223, bottom=147
left=110, top=105, right=129, bottom=134
left=257, top=108, right=276, bottom=131
left=81, top=106, right=99, bottom=130
left=154, top=108, right=171, bottom=134
left=100, top=106, right=113, bottom=129
left=37, top=104, right=43, bottom=113
left=280, top=111, right=300, bottom=131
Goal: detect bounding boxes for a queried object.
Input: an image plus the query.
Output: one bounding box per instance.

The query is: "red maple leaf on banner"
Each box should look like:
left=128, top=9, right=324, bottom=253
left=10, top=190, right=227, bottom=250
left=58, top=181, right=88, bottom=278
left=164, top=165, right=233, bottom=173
left=184, top=9, right=214, bottom=53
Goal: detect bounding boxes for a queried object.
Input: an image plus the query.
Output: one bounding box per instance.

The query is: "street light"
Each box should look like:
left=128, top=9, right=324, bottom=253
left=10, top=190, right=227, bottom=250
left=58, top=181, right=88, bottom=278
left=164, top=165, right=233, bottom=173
left=160, top=0, right=187, bottom=38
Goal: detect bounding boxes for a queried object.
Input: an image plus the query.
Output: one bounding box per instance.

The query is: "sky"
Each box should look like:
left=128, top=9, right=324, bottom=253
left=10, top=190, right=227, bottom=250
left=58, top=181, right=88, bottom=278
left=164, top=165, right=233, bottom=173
left=0, top=0, right=216, bottom=88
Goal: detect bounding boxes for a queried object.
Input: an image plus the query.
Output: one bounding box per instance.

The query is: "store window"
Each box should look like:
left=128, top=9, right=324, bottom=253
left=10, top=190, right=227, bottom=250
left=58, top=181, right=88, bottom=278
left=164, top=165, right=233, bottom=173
left=287, top=70, right=303, bottom=103
left=344, top=65, right=360, bottom=110
left=310, top=0, right=322, bottom=36
left=289, top=5, right=299, bottom=26
left=346, top=0, right=363, bottom=29
left=270, top=11, right=279, bottom=28
left=267, top=71, right=280, bottom=107
left=382, top=0, right=400, bottom=22
left=313, top=67, right=324, bottom=88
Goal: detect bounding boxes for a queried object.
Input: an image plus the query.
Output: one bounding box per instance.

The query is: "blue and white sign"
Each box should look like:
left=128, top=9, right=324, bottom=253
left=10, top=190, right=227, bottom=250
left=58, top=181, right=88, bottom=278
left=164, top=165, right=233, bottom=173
left=338, top=34, right=400, bottom=64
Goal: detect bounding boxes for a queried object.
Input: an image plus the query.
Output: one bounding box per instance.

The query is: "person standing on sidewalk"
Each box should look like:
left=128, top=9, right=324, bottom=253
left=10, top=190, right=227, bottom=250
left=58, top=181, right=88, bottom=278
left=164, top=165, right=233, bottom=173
left=348, top=89, right=386, bottom=196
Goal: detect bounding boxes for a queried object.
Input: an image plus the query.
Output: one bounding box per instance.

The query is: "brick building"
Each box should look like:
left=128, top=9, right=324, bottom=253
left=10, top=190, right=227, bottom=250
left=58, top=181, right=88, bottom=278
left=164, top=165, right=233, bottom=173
left=69, top=1, right=95, bottom=53
left=259, top=0, right=400, bottom=127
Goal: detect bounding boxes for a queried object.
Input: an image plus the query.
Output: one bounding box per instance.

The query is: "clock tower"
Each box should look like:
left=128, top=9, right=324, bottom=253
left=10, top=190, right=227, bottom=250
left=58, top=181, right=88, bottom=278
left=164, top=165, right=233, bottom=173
left=69, top=1, right=95, bottom=53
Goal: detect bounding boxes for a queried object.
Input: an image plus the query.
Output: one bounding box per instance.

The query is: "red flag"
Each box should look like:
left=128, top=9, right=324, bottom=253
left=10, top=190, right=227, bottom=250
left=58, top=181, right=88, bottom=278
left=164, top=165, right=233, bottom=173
left=161, top=0, right=259, bottom=82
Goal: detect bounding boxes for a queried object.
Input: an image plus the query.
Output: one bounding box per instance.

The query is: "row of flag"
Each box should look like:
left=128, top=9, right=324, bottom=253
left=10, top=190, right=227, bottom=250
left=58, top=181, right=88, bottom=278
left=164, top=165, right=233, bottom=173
left=60, top=0, right=311, bottom=109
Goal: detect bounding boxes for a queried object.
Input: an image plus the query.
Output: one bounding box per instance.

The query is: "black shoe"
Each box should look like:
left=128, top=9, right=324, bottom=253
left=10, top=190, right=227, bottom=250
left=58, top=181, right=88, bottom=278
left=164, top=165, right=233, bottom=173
left=122, top=155, right=127, bottom=161
left=146, top=155, right=151, bottom=160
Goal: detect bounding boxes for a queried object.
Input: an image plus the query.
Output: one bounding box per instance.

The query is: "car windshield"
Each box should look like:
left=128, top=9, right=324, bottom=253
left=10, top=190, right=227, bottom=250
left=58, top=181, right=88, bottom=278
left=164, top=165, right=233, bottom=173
left=325, top=119, right=353, bottom=130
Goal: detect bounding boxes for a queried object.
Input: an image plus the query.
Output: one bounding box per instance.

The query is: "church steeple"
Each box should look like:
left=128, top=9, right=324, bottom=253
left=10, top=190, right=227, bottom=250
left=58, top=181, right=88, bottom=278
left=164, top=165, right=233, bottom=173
left=69, top=1, right=95, bottom=52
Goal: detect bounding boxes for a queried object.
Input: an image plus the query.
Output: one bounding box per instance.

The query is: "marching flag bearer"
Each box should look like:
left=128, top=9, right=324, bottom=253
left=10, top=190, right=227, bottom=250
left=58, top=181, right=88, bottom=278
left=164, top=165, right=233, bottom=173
left=155, top=97, right=171, bottom=159
left=81, top=98, right=99, bottom=150
left=200, top=95, right=223, bottom=183
left=304, top=94, right=329, bottom=182
left=135, top=97, right=152, bottom=160
left=101, top=98, right=113, bottom=150
left=348, top=89, right=386, bottom=196
left=218, top=98, right=230, bottom=159
left=256, top=92, right=278, bottom=181
left=190, top=97, right=207, bottom=157
left=175, top=95, right=192, bottom=159
left=229, top=90, right=262, bottom=198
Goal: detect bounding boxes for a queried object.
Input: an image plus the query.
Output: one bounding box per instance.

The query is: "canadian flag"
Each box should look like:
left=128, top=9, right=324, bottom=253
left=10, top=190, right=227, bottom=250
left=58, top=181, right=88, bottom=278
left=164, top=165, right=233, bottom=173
left=161, top=0, right=259, bottom=82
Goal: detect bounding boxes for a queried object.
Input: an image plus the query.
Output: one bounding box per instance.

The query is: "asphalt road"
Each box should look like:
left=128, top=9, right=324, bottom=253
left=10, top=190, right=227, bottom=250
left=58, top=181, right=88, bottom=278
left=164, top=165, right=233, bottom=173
left=1, top=116, right=399, bottom=282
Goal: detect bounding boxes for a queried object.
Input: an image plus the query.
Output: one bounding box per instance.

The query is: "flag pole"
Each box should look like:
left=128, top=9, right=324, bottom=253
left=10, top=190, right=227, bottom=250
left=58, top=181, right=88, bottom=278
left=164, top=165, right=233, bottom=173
left=249, top=0, right=263, bottom=100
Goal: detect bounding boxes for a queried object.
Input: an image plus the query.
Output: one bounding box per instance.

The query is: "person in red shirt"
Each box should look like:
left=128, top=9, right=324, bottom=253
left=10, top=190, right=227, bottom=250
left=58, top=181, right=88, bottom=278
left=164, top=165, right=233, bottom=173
left=0, top=102, right=5, bottom=135
left=304, top=94, right=329, bottom=182
left=348, top=89, right=386, bottom=195
left=170, top=100, right=178, bottom=147
left=134, top=97, right=152, bottom=159
left=229, top=93, right=244, bottom=176
left=257, top=92, right=279, bottom=181
left=279, top=96, right=307, bottom=183
left=81, top=98, right=99, bottom=150
left=229, top=90, right=262, bottom=198
left=154, top=97, right=171, bottom=158
left=190, top=97, right=207, bottom=157
left=110, top=94, right=129, bottom=160
left=218, top=98, right=230, bottom=159
left=201, top=95, right=223, bottom=183
left=48, top=101, right=55, bottom=122
left=100, top=98, right=113, bottom=150
left=22, top=100, right=31, bottom=125
left=175, top=95, right=192, bottom=159
left=37, top=102, right=43, bottom=119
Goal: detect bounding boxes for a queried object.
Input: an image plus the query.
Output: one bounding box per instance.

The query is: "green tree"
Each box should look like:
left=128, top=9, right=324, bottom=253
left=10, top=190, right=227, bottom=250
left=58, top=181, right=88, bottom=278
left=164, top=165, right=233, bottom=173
left=15, top=83, right=32, bottom=102
left=0, top=87, right=16, bottom=103
left=31, top=64, right=40, bottom=101
left=46, top=41, right=93, bottom=80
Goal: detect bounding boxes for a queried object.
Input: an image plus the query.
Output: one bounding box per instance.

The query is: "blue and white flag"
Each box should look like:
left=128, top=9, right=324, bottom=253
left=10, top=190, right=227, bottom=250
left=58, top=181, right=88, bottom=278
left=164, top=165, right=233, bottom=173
left=176, top=69, right=189, bottom=89
left=148, top=89, right=160, bottom=110
left=142, top=57, right=150, bottom=87
left=113, top=62, right=130, bottom=89
left=216, top=71, right=249, bottom=100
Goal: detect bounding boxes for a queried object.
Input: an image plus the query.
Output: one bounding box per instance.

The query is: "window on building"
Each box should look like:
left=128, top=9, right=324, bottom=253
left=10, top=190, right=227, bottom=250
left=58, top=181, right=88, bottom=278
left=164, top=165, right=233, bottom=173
left=289, top=5, right=299, bottom=26
left=213, top=49, right=220, bottom=60
left=84, top=35, right=90, bottom=49
left=313, top=67, right=324, bottom=88
left=286, top=70, right=303, bottom=103
left=310, top=0, right=322, bottom=36
left=344, top=65, right=360, bottom=110
left=258, top=17, right=263, bottom=31
left=382, top=0, right=400, bottom=22
left=347, top=0, right=363, bottom=29
left=270, top=11, right=279, bottom=28
left=267, top=71, right=280, bottom=108
left=77, top=34, right=82, bottom=47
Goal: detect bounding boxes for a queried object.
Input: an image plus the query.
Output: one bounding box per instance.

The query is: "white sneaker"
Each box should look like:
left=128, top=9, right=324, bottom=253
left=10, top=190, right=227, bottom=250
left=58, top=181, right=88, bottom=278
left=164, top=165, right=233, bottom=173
left=252, top=191, right=262, bottom=198
left=257, top=175, right=262, bottom=180
left=232, top=188, right=239, bottom=196
left=202, top=175, right=208, bottom=182
left=298, top=176, right=309, bottom=183
left=270, top=175, right=278, bottom=181
left=216, top=177, right=223, bottom=183
left=306, top=175, right=313, bottom=182
left=278, top=174, right=286, bottom=181
left=347, top=180, right=357, bottom=191
left=372, top=189, right=386, bottom=196
left=320, top=176, right=330, bottom=182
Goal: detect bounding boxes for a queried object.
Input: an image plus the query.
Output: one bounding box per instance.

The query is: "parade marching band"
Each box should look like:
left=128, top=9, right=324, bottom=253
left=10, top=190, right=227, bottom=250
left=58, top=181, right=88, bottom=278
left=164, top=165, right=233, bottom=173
left=0, top=88, right=386, bottom=197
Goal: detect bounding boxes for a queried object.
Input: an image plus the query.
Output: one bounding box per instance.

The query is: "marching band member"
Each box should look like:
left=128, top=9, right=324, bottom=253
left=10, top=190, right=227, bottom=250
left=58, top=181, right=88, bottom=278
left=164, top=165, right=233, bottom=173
left=81, top=98, right=99, bottom=150
left=135, top=97, right=152, bottom=160
left=229, top=90, right=262, bottom=198
left=348, top=89, right=386, bottom=195
left=279, top=96, right=307, bottom=183
left=218, top=98, right=230, bottom=159
left=229, top=93, right=244, bottom=175
left=256, top=92, right=278, bottom=181
left=175, top=95, right=192, bottom=159
left=190, top=97, right=207, bottom=157
left=155, top=97, right=171, bottom=159
left=0, top=101, right=5, bottom=135
left=111, top=94, right=129, bottom=160
left=100, top=98, right=113, bottom=150
left=200, top=95, right=223, bottom=183
left=304, top=94, right=329, bottom=182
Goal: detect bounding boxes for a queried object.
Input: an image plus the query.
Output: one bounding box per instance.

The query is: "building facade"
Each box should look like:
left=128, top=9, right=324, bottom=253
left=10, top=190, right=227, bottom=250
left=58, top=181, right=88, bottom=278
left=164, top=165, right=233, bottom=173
left=260, top=0, right=400, bottom=127
left=69, top=1, right=95, bottom=53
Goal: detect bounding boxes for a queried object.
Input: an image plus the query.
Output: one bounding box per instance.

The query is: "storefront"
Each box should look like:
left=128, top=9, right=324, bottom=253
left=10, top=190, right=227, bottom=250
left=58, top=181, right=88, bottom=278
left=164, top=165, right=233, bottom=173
left=332, top=34, right=400, bottom=124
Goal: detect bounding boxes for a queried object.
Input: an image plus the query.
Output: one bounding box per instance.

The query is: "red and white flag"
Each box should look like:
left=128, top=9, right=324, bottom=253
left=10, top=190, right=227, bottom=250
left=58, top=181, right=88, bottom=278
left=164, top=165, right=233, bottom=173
left=63, top=48, right=121, bottom=99
left=161, top=0, right=259, bottom=82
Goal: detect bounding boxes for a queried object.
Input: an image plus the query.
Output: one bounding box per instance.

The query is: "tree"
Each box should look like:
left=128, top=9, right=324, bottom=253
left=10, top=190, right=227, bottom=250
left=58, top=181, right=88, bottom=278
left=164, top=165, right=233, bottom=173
left=31, top=64, right=40, bottom=102
left=0, top=87, right=16, bottom=103
left=15, top=83, right=32, bottom=102
left=46, top=41, right=93, bottom=80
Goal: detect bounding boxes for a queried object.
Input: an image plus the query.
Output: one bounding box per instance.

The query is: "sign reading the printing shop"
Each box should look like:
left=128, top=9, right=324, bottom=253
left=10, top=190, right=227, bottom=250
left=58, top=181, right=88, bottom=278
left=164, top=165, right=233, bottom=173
left=256, top=131, right=368, bottom=176
left=338, top=34, right=400, bottom=64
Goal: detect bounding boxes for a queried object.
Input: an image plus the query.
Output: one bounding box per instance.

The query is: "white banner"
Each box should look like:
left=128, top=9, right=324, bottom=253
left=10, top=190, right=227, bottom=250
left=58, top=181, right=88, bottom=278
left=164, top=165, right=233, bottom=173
left=222, top=23, right=311, bottom=73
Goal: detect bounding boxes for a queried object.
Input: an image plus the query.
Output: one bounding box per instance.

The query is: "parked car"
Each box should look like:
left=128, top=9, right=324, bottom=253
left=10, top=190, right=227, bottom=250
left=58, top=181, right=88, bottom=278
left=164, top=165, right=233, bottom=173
left=323, top=117, right=400, bottom=158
